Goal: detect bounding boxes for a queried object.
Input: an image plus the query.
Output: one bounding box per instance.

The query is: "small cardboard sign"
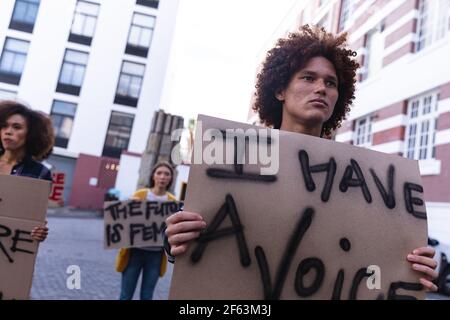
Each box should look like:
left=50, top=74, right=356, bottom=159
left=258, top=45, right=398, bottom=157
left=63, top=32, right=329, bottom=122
left=0, top=175, right=50, bottom=300
left=169, top=114, right=428, bottom=300
left=103, top=200, right=182, bottom=249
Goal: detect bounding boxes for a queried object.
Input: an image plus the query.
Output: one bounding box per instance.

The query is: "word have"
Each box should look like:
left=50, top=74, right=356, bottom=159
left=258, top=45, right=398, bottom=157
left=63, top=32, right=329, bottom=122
left=0, top=224, right=34, bottom=264
left=104, top=200, right=182, bottom=221
left=298, top=149, right=426, bottom=220
left=190, top=195, right=422, bottom=300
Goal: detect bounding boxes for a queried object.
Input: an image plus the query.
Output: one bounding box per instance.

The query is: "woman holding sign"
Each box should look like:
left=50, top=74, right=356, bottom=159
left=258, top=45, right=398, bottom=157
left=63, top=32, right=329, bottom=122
left=164, top=25, right=439, bottom=294
left=118, top=161, right=176, bottom=300
left=0, top=101, right=53, bottom=242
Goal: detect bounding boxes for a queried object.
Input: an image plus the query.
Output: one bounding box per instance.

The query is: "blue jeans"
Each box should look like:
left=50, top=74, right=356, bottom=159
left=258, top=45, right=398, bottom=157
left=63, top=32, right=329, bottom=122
left=119, top=248, right=162, bottom=300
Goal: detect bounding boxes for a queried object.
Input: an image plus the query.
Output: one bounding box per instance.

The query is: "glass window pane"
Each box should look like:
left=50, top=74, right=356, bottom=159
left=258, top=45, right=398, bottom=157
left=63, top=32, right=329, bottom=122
left=71, top=14, right=84, bottom=34
left=77, top=1, right=100, bottom=15
left=53, top=101, right=77, bottom=116
left=0, top=52, right=15, bottom=72
left=133, top=13, right=155, bottom=27
left=24, top=4, right=38, bottom=23
left=59, top=117, right=74, bottom=138
left=129, top=77, right=142, bottom=98
left=139, top=28, right=152, bottom=47
left=122, top=61, right=145, bottom=76
left=0, top=89, right=17, bottom=100
left=117, top=75, right=131, bottom=96
left=72, top=65, right=85, bottom=85
left=11, top=54, right=26, bottom=74
left=12, top=2, right=28, bottom=22
left=128, top=27, right=140, bottom=45
left=83, top=16, right=96, bottom=36
left=59, top=63, right=74, bottom=84
left=66, top=50, right=88, bottom=65
left=6, top=38, right=30, bottom=53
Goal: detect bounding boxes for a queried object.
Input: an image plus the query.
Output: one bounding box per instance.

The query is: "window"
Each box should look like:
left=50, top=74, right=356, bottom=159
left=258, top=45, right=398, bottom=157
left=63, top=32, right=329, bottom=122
left=114, top=61, right=145, bottom=107
left=102, top=111, right=134, bottom=158
left=0, top=38, right=30, bottom=85
left=126, top=13, right=156, bottom=57
left=56, top=49, right=89, bottom=96
left=69, top=0, right=100, bottom=46
left=9, top=0, right=40, bottom=33
left=404, top=93, right=439, bottom=160
left=362, top=26, right=383, bottom=81
left=0, top=89, right=17, bottom=100
left=338, top=0, right=353, bottom=33
left=416, top=0, right=449, bottom=52
left=316, top=14, right=330, bottom=31
left=50, top=100, right=77, bottom=148
left=354, top=115, right=374, bottom=147
left=136, top=0, right=159, bottom=9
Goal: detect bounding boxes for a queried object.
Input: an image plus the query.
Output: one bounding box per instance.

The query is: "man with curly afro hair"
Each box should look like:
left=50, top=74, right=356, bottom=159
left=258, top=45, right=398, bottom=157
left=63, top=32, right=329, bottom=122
left=164, top=25, right=439, bottom=293
left=253, top=24, right=358, bottom=138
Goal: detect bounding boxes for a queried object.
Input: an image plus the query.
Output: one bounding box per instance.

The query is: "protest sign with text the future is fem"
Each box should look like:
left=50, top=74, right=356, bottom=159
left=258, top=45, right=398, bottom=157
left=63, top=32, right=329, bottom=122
left=0, top=175, right=50, bottom=300
left=169, top=115, right=428, bottom=300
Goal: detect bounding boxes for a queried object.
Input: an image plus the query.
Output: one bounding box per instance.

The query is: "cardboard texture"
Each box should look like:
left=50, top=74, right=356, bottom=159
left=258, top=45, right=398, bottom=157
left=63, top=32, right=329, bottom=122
left=0, top=175, right=50, bottom=300
left=103, top=200, right=182, bottom=249
left=169, top=115, right=428, bottom=300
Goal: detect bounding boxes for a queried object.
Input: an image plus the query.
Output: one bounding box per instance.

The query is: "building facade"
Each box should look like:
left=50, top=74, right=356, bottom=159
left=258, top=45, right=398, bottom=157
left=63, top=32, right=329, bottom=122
left=248, top=0, right=450, bottom=242
left=0, top=0, right=179, bottom=208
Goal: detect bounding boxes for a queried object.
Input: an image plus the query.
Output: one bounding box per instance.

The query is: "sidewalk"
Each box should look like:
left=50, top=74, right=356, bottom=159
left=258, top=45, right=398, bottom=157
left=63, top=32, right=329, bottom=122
left=46, top=206, right=103, bottom=219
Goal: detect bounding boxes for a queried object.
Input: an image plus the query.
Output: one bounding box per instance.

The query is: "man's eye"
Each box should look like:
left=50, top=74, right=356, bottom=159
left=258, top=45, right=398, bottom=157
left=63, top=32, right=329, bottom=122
left=326, top=81, right=337, bottom=87
left=302, top=76, right=313, bottom=81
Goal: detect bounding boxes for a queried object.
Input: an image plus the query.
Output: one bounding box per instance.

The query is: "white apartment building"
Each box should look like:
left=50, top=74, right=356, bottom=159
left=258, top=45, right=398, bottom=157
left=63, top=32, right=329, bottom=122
left=0, top=0, right=179, bottom=208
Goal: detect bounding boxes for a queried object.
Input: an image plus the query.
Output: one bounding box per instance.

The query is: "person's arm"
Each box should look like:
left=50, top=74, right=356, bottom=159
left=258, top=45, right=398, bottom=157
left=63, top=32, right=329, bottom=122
left=165, top=211, right=206, bottom=257
left=407, top=246, right=438, bottom=292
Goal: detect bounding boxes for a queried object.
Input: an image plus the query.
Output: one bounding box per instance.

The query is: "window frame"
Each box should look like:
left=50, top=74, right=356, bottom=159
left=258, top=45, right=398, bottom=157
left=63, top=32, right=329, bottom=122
left=50, top=100, right=77, bottom=149
left=102, top=111, right=135, bottom=158
left=415, top=0, right=450, bottom=52
left=9, top=0, right=41, bottom=33
left=0, top=37, right=30, bottom=85
left=114, top=61, right=145, bottom=107
left=353, top=114, right=374, bottom=148
left=403, top=92, right=439, bottom=160
left=56, top=49, right=89, bottom=96
left=125, top=12, right=156, bottom=57
left=68, top=0, right=100, bottom=46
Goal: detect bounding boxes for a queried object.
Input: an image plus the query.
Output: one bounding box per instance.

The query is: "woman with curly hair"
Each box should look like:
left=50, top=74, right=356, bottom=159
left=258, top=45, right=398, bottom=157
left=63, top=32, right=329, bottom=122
left=0, top=100, right=54, bottom=242
left=165, top=25, right=438, bottom=293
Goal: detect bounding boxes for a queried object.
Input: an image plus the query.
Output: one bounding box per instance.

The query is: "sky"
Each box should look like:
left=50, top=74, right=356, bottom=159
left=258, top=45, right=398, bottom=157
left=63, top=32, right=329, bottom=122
left=163, top=0, right=301, bottom=125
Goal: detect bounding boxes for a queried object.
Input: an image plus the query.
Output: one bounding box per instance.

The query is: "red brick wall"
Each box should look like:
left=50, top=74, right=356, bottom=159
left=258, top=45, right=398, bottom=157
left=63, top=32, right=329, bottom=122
left=372, top=126, right=405, bottom=145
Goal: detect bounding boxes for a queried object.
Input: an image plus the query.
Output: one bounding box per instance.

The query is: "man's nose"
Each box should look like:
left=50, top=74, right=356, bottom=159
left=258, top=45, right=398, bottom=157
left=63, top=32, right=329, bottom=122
left=314, top=79, right=327, bottom=94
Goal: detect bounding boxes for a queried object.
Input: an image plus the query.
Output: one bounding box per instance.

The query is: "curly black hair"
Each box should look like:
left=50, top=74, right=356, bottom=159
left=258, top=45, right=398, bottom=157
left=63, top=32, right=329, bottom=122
left=0, top=100, right=54, bottom=160
left=253, top=25, right=359, bottom=136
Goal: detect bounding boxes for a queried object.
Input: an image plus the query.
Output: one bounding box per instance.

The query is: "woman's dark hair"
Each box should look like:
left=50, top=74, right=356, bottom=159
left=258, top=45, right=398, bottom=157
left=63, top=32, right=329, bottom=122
left=148, top=161, right=174, bottom=190
left=253, top=25, right=359, bottom=136
left=0, top=100, right=55, bottom=160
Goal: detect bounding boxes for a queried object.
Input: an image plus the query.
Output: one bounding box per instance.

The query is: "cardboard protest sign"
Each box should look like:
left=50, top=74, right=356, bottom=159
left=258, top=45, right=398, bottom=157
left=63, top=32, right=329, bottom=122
left=0, top=175, right=51, bottom=300
left=103, top=200, right=182, bottom=249
left=169, top=114, right=428, bottom=300
left=48, top=172, right=65, bottom=207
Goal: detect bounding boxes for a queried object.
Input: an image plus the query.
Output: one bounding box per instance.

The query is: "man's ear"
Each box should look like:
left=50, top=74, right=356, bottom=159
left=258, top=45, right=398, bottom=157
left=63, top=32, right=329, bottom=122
left=275, top=90, right=285, bottom=101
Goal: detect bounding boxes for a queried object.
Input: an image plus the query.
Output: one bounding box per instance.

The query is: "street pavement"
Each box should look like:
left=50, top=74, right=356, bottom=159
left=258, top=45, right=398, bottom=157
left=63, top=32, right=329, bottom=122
left=30, top=207, right=449, bottom=300
left=30, top=209, right=173, bottom=300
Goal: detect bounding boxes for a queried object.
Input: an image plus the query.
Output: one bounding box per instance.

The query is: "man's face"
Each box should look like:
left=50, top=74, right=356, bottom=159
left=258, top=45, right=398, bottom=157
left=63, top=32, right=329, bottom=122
left=277, top=56, right=339, bottom=133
